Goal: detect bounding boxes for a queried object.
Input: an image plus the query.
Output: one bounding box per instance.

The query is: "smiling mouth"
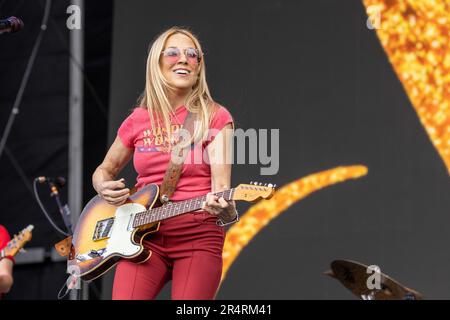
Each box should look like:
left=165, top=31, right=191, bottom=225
left=173, top=69, right=190, bottom=76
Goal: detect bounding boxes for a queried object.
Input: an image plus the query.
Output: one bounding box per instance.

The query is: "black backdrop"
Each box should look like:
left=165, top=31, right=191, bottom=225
left=107, top=0, right=450, bottom=299
left=0, top=0, right=112, bottom=299
left=0, top=0, right=71, bottom=299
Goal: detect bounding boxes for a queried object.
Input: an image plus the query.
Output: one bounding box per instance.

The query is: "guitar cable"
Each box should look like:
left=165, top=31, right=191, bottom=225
left=57, top=273, right=78, bottom=300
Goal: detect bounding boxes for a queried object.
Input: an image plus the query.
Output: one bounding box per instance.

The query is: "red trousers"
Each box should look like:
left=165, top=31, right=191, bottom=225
left=112, top=211, right=225, bottom=300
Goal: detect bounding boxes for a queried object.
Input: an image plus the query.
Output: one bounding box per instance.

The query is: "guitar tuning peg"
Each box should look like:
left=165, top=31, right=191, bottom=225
left=255, top=182, right=259, bottom=185
left=267, top=183, right=273, bottom=188
left=250, top=181, right=253, bottom=184
left=259, top=183, right=263, bottom=186
left=274, top=184, right=277, bottom=188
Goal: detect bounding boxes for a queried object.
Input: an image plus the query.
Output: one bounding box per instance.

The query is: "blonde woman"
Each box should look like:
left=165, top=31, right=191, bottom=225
left=92, top=27, right=237, bottom=300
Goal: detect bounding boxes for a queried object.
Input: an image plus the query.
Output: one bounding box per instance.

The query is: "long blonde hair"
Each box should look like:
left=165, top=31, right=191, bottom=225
left=138, top=27, right=215, bottom=147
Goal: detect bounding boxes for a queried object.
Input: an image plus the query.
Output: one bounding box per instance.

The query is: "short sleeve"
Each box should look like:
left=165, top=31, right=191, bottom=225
left=0, top=225, right=14, bottom=264
left=117, top=111, right=136, bottom=148
left=205, top=105, right=234, bottom=147
left=0, top=225, right=10, bottom=249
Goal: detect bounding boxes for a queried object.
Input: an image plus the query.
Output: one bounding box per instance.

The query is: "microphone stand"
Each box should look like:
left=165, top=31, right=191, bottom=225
left=48, top=182, right=73, bottom=234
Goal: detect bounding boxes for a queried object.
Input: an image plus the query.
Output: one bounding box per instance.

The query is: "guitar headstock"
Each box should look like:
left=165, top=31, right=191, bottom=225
left=3, top=225, right=34, bottom=257
left=232, top=182, right=276, bottom=202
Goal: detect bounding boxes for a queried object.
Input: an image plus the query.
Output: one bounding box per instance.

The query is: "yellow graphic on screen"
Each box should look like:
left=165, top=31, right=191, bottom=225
left=364, top=0, right=450, bottom=173
left=220, top=0, right=450, bottom=289
left=221, top=165, right=368, bottom=282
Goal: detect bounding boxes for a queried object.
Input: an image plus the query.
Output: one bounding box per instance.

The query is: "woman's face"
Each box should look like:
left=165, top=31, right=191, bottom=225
left=160, top=33, right=201, bottom=92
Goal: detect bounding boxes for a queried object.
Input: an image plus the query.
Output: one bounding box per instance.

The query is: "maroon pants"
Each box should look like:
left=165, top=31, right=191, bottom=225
left=112, top=211, right=225, bottom=300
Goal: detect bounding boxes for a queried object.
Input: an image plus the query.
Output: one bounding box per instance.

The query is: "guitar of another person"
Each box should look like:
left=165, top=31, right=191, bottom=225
left=0, top=225, right=34, bottom=260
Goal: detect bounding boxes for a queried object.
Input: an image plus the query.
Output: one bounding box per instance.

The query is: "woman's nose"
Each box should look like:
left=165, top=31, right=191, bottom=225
left=177, top=51, right=188, bottom=64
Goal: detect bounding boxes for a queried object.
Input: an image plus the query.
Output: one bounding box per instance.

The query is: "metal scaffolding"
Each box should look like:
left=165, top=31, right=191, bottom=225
left=68, top=0, right=86, bottom=301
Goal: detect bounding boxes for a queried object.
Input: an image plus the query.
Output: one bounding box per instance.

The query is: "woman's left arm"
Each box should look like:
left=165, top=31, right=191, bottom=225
left=203, top=123, right=238, bottom=224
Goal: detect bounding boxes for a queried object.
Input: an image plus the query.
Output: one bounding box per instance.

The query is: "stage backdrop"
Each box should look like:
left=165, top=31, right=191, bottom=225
left=0, top=0, right=113, bottom=299
left=0, top=0, right=71, bottom=299
left=107, top=0, right=450, bottom=299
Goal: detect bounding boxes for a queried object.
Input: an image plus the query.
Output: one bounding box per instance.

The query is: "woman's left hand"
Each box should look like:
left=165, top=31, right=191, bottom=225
left=202, top=193, right=237, bottom=223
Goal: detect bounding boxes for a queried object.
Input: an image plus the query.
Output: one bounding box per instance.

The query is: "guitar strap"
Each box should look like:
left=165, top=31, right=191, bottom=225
left=159, top=111, right=196, bottom=204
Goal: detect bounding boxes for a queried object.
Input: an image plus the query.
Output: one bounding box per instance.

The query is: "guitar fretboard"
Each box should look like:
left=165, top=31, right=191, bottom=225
left=132, top=188, right=235, bottom=228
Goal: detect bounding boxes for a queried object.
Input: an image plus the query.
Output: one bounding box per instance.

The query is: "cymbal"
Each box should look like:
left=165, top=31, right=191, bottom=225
left=325, top=259, right=423, bottom=300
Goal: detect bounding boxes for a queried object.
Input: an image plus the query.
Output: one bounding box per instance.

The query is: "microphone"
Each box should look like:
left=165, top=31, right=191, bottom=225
left=36, top=176, right=66, bottom=188
left=0, top=16, right=24, bottom=34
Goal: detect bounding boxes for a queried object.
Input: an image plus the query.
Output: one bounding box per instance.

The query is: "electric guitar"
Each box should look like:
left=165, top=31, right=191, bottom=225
left=0, top=225, right=34, bottom=259
left=68, top=182, right=275, bottom=281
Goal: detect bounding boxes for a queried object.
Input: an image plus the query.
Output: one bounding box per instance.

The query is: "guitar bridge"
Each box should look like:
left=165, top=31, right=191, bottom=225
left=92, top=218, right=115, bottom=241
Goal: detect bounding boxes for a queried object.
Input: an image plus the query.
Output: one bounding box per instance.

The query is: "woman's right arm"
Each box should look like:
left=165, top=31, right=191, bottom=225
left=92, top=136, right=134, bottom=206
left=0, top=258, right=13, bottom=294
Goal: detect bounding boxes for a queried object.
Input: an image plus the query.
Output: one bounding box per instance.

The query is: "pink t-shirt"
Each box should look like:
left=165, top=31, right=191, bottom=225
left=118, top=105, right=233, bottom=201
left=0, top=225, right=13, bottom=264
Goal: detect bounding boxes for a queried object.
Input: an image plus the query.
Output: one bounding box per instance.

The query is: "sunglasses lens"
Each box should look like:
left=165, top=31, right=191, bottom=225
left=186, top=48, right=200, bottom=63
left=163, top=48, right=180, bottom=62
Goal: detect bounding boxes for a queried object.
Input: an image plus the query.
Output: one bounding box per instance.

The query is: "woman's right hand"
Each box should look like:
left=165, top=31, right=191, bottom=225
left=95, top=178, right=130, bottom=206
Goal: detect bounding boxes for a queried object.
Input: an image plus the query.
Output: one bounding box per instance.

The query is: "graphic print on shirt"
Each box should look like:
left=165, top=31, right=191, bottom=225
left=137, top=124, right=184, bottom=153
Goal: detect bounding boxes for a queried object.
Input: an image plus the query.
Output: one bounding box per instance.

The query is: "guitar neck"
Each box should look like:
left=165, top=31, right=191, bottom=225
left=132, top=188, right=235, bottom=228
left=0, top=225, right=33, bottom=258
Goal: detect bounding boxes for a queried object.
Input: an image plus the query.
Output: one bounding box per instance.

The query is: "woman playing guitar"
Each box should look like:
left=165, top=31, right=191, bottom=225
left=92, top=27, right=238, bottom=300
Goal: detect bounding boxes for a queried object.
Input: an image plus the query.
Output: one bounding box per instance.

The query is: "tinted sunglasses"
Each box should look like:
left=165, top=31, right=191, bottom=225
left=161, top=47, right=202, bottom=65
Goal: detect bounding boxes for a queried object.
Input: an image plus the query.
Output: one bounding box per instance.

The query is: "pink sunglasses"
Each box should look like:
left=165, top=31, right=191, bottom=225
left=161, top=47, right=202, bottom=65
